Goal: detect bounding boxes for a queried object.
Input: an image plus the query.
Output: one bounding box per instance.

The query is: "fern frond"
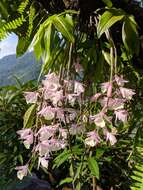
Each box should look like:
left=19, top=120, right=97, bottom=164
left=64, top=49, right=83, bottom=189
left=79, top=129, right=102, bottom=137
left=130, top=126, right=143, bottom=190
left=0, top=16, right=26, bottom=39
left=131, top=163, right=143, bottom=190
left=27, top=5, right=36, bottom=38
left=18, top=0, right=30, bottom=14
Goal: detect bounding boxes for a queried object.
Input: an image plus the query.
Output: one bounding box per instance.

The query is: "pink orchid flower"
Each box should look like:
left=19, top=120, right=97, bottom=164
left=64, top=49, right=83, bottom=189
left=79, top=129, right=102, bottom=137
left=59, top=128, right=68, bottom=139
left=47, top=139, right=66, bottom=152
left=24, top=92, right=38, bottom=104
left=36, top=141, right=50, bottom=156
left=90, top=112, right=106, bottom=128
left=120, top=87, right=135, bottom=100
left=15, top=165, right=28, bottom=180
left=74, top=81, right=85, bottom=95
left=91, top=93, right=102, bottom=102
left=85, top=131, right=100, bottom=147
left=69, top=124, right=85, bottom=135
left=42, top=73, right=60, bottom=91
left=104, top=129, right=117, bottom=146
left=101, top=82, right=111, bottom=93
left=38, top=157, right=49, bottom=169
left=37, top=125, right=58, bottom=141
left=17, top=129, right=33, bottom=149
left=114, top=109, right=128, bottom=123
left=114, top=75, right=128, bottom=86
left=51, top=90, right=64, bottom=105
left=99, top=97, right=125, bottom=110
left=37, top=106, right=55, bottom=120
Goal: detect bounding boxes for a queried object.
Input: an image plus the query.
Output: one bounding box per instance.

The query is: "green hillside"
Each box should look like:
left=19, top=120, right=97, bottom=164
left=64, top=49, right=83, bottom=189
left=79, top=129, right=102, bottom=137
left=0, top=52, right=41, bottom=86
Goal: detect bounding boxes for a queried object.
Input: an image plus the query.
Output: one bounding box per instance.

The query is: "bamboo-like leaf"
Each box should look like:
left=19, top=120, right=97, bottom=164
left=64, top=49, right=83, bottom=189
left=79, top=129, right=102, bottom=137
left=52, top=14, right=74, bottom=42
left=122, top=16, right=139, bottom=55
left=59, top=177, right=73, bottom=186
left=23, top=104, right=36, bottom=128
left=33, top=25, right=45, bottom=60
left=97, top=8, right=125, bottom=38
left=16, top=37, right=30, bottom=57
left=44, top=22, right=53, bottom=63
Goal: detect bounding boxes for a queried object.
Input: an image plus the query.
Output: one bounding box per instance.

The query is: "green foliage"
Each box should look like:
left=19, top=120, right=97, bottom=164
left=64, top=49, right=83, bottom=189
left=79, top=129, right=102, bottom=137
left=131, top=164, right=143, bottom=190
left=0, top=82, right=36, bottom=188
left=18, top=0, right=29, bottom=15
left=97, top=8, right=125, bottom=38
left=23, top=104, right=36, bottom=128
left=0, top=15, right=26, bottom=39
left=88, top=157, right=99, bottom=179
left=122, top=15, right=139, bottom=55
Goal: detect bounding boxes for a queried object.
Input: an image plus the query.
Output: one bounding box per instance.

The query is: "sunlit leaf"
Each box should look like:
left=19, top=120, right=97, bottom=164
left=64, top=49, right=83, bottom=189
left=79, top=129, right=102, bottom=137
left=23, top=104, right=36, bottom=128
left=97, top=8, right=125, bottom=38
left=52, top=14, right=74, bottom=42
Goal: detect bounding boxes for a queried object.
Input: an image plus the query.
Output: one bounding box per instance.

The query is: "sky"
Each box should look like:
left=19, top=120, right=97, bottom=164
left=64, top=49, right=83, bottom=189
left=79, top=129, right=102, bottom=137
left=0, top=34, right=18, bottom=59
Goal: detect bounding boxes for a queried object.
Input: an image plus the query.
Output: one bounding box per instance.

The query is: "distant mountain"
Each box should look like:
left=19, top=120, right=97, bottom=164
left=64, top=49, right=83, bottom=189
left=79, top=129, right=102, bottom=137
left=0, top=52, right=41, bottom=86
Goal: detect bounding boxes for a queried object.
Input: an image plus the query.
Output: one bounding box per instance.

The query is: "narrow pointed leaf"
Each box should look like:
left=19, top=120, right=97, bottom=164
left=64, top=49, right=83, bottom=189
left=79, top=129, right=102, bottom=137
left=88, top=157, right=99, bottom=179
left=53, top=15, right=74, bottom=42
left=97, top=8, right=125, bottom=38
left=23, top=104, right=36, bottom=128
left=122, top=16, right=139, bottom=55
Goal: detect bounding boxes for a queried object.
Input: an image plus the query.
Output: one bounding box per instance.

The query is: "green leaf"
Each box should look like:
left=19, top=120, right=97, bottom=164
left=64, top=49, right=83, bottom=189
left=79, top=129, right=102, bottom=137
left=96, top=148, right=105, bottom=159
left=102, top=0, right=113, bottom=8
left=23, top=104, right=36, bottom=128
left=16, top=37, right=30, bottom=57
left=59, top=177, right=73, bottom=186
left=53, top=149, right=71, bottom=168
left=97, top=8, right=125, bottom=38
left=102, top=50, right=111, bottom=65
left=33, top=25, right=45, bottom=60
left=44, top=22, right=54, bottom=63
left=88, top=157, right=99, bottom=179
left=53, top=14, right=74, bottom=42
left=76, top=182, right=81, bottom=190
left=122, top=16, right=139, bottom=55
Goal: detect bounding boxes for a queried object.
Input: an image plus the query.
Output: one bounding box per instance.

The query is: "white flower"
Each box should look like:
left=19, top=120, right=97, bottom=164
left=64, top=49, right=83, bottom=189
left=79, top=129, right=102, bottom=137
left=74, top=81, right=84, bottom=95
left=90, top=113, right=106, bottom=128
left=69, top=124, right=84, bottom=135
left=114, top=109, right=128, bottom=123
left=37, top=125, right=58, bottom=141
left=38, top=157, right=49, bottom=169
left=85, top=131, right=100, bottom=147
left=104, top=130, right=117, bottom=145
left=15, top=165, right=28, bottom=180
left=114, top=75, right=128, bottom=86
left=24, top=92, right=38, bottom=104
left=37, top=106, right=55, bottom=120
left=120, top=87, right=135, bottom=100
left=36, top=141, right=50, bottom=157
left=42, top=73, right=60, bottom=91
left=17, top=129, right=33, bottom=149
left=59, top=128, right=68, bottom=139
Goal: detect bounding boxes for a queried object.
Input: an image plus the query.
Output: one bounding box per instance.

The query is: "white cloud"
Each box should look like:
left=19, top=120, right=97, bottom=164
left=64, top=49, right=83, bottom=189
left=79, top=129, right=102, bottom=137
left=0, top=34, right=18, bottom=59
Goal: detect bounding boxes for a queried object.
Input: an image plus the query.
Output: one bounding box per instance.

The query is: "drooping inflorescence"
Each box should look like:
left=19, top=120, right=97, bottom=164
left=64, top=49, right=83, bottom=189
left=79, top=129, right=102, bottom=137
left=16, top=72, right=135, bottom=180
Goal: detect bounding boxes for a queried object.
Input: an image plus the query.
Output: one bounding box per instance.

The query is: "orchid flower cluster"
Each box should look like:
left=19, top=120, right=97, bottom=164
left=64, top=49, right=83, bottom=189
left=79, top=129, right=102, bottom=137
left=87, top=75, right=135, bottom=147
left=16, top=72, right=135, bottom=180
